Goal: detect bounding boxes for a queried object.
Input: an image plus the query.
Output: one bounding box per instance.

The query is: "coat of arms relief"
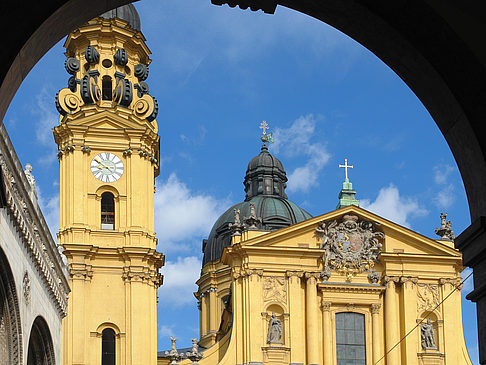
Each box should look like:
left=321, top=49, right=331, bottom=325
left=315, top=214, right=385, bottom=282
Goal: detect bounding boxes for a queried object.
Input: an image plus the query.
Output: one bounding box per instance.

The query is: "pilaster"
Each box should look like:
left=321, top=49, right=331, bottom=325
left=384, top=275, right=400, bottom=365
left=305, top=272, right=321, bottom=365
left=400, top=276, right=418, bottom=364
left=286, top=270, right=304, bottom=364
left=321, top=300, right=332, bottom=365
left=371, top=303, right=382, bottom=364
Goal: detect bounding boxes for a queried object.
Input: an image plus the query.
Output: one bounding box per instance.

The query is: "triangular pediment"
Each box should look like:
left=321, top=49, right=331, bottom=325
left=66, top=111, right=148, bottom=131
left=240, top=205, right=460, bottom=258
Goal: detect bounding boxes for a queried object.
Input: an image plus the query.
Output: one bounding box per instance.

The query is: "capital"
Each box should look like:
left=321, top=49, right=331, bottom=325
left=305, top=272, right=321, bottom=283
left=383, top=275, right=400, bottom=288
left=371, top=303, right=381, bottom=314
left=321, top=301, right=332, bottom=311
left=400, top=276, right=418, bottom=288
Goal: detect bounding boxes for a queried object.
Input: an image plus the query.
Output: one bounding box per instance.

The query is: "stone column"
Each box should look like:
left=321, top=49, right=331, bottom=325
left=305, top=272, right=320, bottom=365
left=371, top=303, right=382, bottom=364
left=384, top=276, right=400, bottom=365
left=321, top=301, right=332, bottom=365
left=208, top=287, right=218, bottom=333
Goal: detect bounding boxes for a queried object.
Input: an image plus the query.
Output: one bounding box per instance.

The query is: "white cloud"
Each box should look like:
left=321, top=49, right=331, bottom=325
left=158, top=256, right=201, bottom=307
left=271, top=114, right=330, bottom=193
left=433, top=164, right=455, bottom=185
left=155, top=173, right=230, bottom=252
left=33, top=86, right=58, bottom=147
left=432, top=164, right=456, bottom=209
left=158, top=324, right=178, bottom=340
left=36, top=184, right=60, bottom=240
left=361, top=184, right=428, bottom=228
left=434, top=184, right=455, bottom=209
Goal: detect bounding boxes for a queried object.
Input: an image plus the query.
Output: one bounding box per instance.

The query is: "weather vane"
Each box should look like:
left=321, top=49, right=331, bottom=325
left=339, top=158, right=354, bottom=180
left=260, top=121, right=274, bottom=144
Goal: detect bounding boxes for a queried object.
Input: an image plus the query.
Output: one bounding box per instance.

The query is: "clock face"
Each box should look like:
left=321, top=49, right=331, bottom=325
left=90, top=153, right=124, bottom=183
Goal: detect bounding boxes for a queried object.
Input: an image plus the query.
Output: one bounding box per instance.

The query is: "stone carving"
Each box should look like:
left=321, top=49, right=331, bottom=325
left=135, top=81, right=149, bottom=97
left=368, top=270, right=381, bottom=284
left=421, top=319, right=437, bottom=349
left=185, top=338, right=203, bottom=364
left=64, top=57, right=80, bottom=75
left=435, top=212, right=455, bottom=241
left=24, top=163, right=36, bottom=191
left=85, top=46, right=100, bottom=64
left=315, top=214, right=384, bottom=281
left=80, top=71, right=101, bottom=104
left=229, top=208, right=244, bottom=236
left=266, top=312, right=282, bottom=344
left=263, top=276, right=286, bottom=304
left=134, top=63, right=149, bottom=80
left=114, top=48, right=129, bottom=66
left=244, top=202, right=262, bottom=229
left=164, top=336, right=182, bottom=364
left=22, top=271, right=31, bottom=304
left=371, top=303, right=381, bottom=314
left=113, top=77, right=133, bottom=107
left=417, top=284, right=440, bottom=313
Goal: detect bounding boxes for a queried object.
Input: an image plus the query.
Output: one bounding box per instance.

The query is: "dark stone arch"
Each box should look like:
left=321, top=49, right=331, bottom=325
left=2, top=0, right=486, bottom=363
left=27, top=316, right=55, bottom=365
left=0, top=246, right=23, bottom=364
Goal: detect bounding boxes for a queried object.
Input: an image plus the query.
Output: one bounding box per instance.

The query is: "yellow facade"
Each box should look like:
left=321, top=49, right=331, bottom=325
left=187, top=206, right=472, bottom=365
left=54, top=12, right=163, bottom=365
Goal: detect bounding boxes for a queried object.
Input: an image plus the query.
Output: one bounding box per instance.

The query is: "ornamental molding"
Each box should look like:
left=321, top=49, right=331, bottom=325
left=315, top=214, right=384, bottom=282
left=0, top=126, right=69, bottom=317
left=318, top=283, right=385, bottom=295
left=321, top=301, right=332, bottom=311
left=439, top=277, right=462, bottom=289
left=122, top=265, right=163, bottom=287
left=417, top=283, right=440, bottom=314
left=263, top=276, right=287, bottom=304
left=371, top=303, right=381, bottom=314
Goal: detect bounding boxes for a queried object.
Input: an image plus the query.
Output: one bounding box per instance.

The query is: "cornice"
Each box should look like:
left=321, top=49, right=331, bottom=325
left=318, top=282, right=385, bottom=294
left=0, top=124, right=69, bottom=317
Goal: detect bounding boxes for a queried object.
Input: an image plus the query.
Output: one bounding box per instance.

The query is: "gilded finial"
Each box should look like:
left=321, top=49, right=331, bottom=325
left=260, top=121, right=274, bottom=144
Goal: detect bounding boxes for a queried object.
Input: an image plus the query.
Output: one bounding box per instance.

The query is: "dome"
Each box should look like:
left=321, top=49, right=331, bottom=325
left=202, top=143, right=313, bottom=266
left=99, top=4, right=141, bottom=31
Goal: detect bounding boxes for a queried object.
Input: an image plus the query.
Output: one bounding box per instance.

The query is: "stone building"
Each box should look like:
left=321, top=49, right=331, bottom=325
left=163, top=140, right=473, bottom=365
left=0, top=122, right=69, bottom=364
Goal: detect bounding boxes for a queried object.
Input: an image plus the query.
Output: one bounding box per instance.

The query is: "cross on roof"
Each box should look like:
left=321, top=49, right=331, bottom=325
left=260, top=121, right=269, bottom=135
left=339, top=158, right=354, bottom=180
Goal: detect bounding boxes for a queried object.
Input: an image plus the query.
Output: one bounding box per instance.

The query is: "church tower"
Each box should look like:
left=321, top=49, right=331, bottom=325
left=53, top=5, right=164, bottom=365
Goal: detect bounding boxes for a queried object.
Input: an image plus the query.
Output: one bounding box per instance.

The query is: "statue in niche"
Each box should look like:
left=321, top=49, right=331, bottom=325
left=266, top=312, right=282, bottom=344
left=421, top=319, right=436, bottom=349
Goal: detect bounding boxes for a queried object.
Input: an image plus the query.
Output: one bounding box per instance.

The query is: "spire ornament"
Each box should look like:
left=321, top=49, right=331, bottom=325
left=185, top=339, right=204, bottom=364
left=435, top=212, right=455, bottom=241
left=164, top=336, right=183, bottom=364
left=229, top=208, right=245, bottom=236
left=260, top=120, right=274, bottom=144
left=244, top=202, right=262, bottom=229
left=337, top=158, right=359, bottom=209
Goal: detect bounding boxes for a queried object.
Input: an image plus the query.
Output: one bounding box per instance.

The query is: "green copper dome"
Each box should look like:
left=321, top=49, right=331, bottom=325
left=202, top=144, right=312, bottom=266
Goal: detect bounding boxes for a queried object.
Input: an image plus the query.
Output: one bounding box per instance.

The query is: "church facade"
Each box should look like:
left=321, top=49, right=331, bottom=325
left=182, top=140, right=472, bottom=365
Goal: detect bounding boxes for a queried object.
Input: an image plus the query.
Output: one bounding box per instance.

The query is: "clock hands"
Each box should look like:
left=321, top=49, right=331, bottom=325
left=95, top=157, right=115, bottom=172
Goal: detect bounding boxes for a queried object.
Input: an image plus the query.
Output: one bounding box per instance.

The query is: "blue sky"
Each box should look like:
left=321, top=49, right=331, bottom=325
left=3, top=0, right=479, bottom=361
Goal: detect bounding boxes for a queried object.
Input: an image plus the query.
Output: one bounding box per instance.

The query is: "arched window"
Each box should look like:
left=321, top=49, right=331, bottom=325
left=101, top=192, right=115, bottom=230
left=101, top=328, right=115, bottom=365
left=336, top=312, right=366, bottom=365
left=102, top=76, right=112, bottom=101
